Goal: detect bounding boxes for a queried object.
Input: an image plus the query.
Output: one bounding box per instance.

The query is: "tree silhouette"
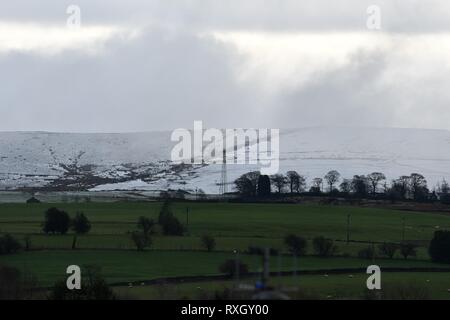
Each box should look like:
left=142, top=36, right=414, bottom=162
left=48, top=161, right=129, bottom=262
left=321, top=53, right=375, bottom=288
left=367, top=172, right=386, bottom=194
left=324, top=170, right=340, bottom=192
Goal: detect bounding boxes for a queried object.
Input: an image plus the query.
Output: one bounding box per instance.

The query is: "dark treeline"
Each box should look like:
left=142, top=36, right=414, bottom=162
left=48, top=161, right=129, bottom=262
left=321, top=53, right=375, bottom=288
left=234, top=170, right=450, bottom=204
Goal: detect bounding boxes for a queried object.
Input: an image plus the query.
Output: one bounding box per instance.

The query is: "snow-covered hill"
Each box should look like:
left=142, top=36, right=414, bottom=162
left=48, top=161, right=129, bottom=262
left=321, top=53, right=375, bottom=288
left=1, top=127, right=449, bottom=193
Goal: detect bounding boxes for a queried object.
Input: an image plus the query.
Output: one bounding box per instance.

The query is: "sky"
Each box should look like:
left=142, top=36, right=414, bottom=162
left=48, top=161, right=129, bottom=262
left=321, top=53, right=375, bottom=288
left=1, top=1, right=450, bottom=132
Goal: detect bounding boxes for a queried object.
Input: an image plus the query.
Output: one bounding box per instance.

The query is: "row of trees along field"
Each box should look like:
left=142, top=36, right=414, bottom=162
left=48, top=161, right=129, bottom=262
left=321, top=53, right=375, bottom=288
left=35, top=202, right=185, bottom=250
left=234, top=170, right=450, bottom=203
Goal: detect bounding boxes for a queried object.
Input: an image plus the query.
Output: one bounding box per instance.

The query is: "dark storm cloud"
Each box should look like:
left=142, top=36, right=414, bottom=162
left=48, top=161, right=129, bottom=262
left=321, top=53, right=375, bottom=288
left=273, top=50, right=395, bottom=128
left=271, top=47, right=450, bottom=130
left=1, top=1, right=450, bottom=132
left=0, top=28, right=259, bottom=132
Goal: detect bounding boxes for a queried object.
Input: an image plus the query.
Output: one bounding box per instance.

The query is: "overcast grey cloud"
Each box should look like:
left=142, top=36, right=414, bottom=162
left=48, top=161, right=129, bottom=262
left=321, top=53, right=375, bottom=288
left=275, top=45, right=450, bottom=130
left=0, top=28, right=259, bottom=131
left=3, top=0, right=450, bottom=32
left=1, top=1, right=450, bottom=132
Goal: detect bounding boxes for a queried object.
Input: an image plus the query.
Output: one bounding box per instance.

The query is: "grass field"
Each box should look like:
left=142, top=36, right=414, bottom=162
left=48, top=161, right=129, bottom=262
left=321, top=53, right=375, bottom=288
left=114, top=272, right=450, bottom=300
left=0, top=250, right=447, bottom=287
left=1, top=202, right=448, bottom=258
left=1, top=202, right=449, bottom=241
left=0, top=201, right=449, bottom=299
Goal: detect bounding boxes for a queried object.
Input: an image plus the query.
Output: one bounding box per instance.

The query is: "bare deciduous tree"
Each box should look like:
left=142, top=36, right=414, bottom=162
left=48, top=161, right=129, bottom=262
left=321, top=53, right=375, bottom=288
left=286, top=171, right=306, bottom=193
left=271, top=174, right=288, bottom=193
left=234, top=171, right=260, bottom=196
left=410, top=173, right=428, bottom=200
left=367, top=172, right=386, bottom=194
left=324, top=170, right=340, bottom=192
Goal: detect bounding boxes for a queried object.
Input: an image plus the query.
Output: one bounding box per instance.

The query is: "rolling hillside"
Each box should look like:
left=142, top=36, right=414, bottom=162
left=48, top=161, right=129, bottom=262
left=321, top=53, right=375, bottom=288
left=0, top=127, right=449, bottom=193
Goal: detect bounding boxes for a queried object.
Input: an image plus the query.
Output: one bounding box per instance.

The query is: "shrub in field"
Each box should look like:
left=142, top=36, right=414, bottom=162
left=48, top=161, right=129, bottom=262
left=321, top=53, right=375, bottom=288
left=358, top=245, right=376, bottom=260
left=0, top=265, right=37, bottom=299
left=200, top=234, right=216, bottom=252
left=43, top=207, right=70, bottom=234
left=0, top=234, right=22, bottom=255
left=158, top=201, right=184, bottom=236
left=312, top=236, right=338, bottom=257
left=130, top=216, right=155, bottom=251
left=71, top=212, right=91, bottom=249
left=400, top=242, right=417, bottom=260
left=48, top=266, right=115, bottom=300
left=429, top=230, right=450, bottom=263
left=72, top=212, right=91, bottom=235
left=219, top=259, right=249, bottom=277
left=378, top=242, right=398, bottom=259
left=130, top=231, right=152, bottom=251
left=160, top=214, right=184, bottom=236
left=137, top=216, right=155, bottom=235
left=284, top=234, right=307, bottom=256
left=158, top=200, right=172, bottom=218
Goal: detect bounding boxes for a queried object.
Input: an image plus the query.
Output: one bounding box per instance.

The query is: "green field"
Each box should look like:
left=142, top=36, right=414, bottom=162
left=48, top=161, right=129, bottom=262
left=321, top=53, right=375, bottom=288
left=1, top=250, right=447, bottom=287
left=1, top=202, right=449, bottom=258
left=0, top=201, right=449, bottom=299
left=115, top=272, right=450, bottom=300
left=1, top=202, right=449, bottom=240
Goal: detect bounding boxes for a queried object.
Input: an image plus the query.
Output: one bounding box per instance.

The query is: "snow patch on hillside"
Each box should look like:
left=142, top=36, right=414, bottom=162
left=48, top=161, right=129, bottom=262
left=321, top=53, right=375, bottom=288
left=1, top=127, right=450, bottom=193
